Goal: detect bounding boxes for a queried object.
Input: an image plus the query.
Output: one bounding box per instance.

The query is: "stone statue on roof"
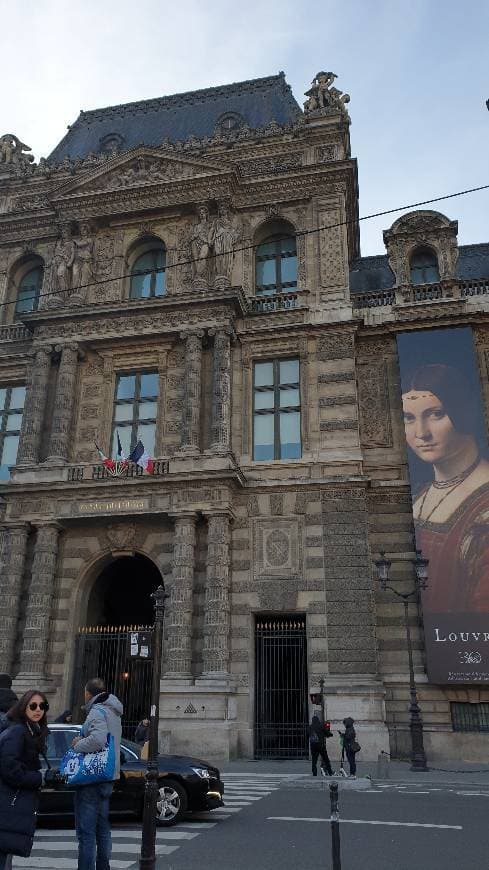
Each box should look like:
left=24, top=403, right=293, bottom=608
left=303, top=72, right=350, bottom=118
left=0, top=134, right=35, bottom=167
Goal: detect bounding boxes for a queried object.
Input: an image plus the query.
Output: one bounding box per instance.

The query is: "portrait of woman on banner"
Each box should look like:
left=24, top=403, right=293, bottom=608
left=402, top=363, right=489, bottom=613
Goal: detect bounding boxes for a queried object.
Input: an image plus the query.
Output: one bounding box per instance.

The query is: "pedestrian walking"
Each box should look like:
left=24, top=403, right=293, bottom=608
left=0, top=675, right=17, bottom=735
left=0, top=689, right=58, bottom=870
left=339, top=717, right=360, bottom=778
left=71, top=677, right=123, bottom=870
left=309, top=714, right=334, bottom=777
left=134, top=717, right=150, bottom=745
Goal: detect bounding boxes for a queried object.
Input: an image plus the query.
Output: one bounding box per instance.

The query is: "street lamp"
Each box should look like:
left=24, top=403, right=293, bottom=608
left=373, top=549, right=429, bottom=772
left=139, top=582, right=169, bottom=870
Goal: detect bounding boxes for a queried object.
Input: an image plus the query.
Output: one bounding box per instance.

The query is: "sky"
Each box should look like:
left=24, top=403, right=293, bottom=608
left=2, top=0, right=488, bottom=256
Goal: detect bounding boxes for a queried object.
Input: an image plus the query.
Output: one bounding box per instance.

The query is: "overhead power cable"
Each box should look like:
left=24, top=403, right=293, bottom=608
left=2, top=182, right=488, bottom=313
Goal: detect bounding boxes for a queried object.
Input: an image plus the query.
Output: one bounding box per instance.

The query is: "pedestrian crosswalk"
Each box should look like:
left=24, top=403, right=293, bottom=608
left=14, top=773, right=306, bottom=868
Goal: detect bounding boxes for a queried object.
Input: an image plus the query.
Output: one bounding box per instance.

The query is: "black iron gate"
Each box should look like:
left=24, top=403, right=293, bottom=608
left=72, top=626, right=154, bottom=739
left=254, top=615, right=309, bottom=758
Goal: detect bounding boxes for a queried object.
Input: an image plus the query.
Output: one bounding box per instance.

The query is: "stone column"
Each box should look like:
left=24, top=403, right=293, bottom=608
left=209, top=328, right=232, bottom=453
left=179, top=330, right=204, bottom=454
left=46, top=344, right=80, bottom=463
left=0, top=523, right=29, bottom=672
left=202, top=513, right=231, bottom=677
left=165, top=513, right=197, bottom=678
left=16, top=345, right=52, bottom=466
left=17, top=523, right=61, bottom=681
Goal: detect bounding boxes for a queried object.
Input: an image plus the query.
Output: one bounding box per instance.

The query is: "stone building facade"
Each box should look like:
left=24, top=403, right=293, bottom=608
left=1, top=72, right=488, bottom=761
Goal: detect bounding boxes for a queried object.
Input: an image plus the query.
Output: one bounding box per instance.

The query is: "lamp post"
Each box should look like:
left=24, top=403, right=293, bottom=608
left=139, top=583, right=169, bottom=870
left=373, top=549, right=429, bottom=772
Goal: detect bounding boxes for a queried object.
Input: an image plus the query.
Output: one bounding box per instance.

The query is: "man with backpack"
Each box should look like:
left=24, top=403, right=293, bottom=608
left=309, top=714, right=335, bottom=776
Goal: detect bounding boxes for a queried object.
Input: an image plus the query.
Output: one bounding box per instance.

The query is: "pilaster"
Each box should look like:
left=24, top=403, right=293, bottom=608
left=179, top=330, right=204, bottom=454
left=165, top=513, right=197, bottom=678
left=0, top=523, right=30, bottom=673
left=201, top=512, right=232, bottom=678
left=16, top=345, right=52, bottom=466
left=16, top=522, right=61, bottom=683
left=46, top=343, right=81, bottom=463
left=208, top=328, right=232, bottom=454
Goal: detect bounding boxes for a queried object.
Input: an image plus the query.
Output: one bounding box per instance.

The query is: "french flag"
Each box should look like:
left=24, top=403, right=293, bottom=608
left=95, top=443, right=116, bottom=472
left=129, top=440, right=154, bottom=474
left=116, top=430, right=127, bottom=463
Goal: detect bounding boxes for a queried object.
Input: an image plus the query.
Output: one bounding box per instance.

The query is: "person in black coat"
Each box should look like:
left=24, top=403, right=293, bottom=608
left=309, top=715, right=334, bottom=776
left=0, top=689, right=55, bottom=870
left=54, top=710, right=72, bottom=724
left=0, top=675, right=17, bottom=735
left=134, top=718, right=150, bottom=745
left=339, top=716, right=357, bottom=777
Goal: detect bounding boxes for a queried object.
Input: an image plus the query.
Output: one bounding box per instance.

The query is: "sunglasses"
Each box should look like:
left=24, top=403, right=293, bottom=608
left=28, top=702, right=49, bottom=712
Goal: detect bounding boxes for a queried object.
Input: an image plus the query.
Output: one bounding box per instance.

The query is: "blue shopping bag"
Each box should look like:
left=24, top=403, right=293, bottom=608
left=60, top=706, right=116, bottom=785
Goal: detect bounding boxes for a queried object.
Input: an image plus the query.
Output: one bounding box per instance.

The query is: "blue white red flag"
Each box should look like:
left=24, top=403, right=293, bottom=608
left=128, top=440, right=154, bottom=474
left=116, top=430, right=127, bottom=462
left=95, top=443, right=116, bottom=472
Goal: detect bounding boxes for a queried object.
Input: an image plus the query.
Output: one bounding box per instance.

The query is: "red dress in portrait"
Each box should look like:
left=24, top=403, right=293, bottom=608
left=415, top=483, right=489, bottom=613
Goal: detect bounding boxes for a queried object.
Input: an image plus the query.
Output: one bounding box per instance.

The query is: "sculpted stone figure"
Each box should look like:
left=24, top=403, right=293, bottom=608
left=50, top=226, right=75, bottom=302
left=188, top=204, right=215, bottom=287
left=213, top=201, right=240, bottom=288
left=72, top=222, right=94, bottom=300
left=0, top=134, right=35, bottom=166
left=303, top=72, right=350, bottom=118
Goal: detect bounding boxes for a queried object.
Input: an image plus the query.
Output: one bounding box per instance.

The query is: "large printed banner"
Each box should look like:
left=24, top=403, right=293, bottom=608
left=397, top=327, right=489, bottom=683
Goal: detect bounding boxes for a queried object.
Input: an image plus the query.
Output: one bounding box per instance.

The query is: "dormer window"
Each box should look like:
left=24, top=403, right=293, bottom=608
left=410, top=247, right=440, bottom=285
left=215, top=113, right=245, bottom=135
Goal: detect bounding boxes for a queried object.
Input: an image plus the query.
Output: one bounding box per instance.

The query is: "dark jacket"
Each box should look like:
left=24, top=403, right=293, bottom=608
left=54, top=710, right=72, bottom=724
left=0, top=687, right=17, bottom=714
left=0, top=722, right=43, bottom=857
left=135, top=722, right=149, bottom=745
left=342, top=717, right=356, bottom=747
left=309, top=715, right=325, bottom=747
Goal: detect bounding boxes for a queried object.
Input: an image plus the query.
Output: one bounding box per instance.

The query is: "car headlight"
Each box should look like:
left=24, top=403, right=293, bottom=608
left=191, top=767, right=211, bottom=778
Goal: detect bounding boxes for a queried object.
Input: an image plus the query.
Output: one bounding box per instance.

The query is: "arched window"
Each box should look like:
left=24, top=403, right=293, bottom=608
left=410, top=248, right=440, bottom=285
left=129, top=241, right=166, bottom=299
left=255, top=223, right=297, bottom=296
left=15, top=265, right=43, bottom=316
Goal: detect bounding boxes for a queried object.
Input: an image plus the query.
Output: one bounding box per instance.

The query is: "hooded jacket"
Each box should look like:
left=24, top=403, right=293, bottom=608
left=74, top=692, right=123, bottom=780
left=342, top=717, right=356, bottom=746
left=0, top=721, right=43, bottom=857
left=0, top=686, right=17, bottom=734
left=309, top=715, right=325, bottom=746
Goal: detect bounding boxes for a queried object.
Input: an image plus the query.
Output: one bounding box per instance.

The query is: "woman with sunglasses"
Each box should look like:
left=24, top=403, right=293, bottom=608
left=0, top=690, right=52, bottom=870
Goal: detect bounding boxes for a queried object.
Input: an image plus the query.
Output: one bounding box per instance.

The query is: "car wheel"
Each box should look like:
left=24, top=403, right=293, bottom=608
left=155, top=779, right=188, bottom=826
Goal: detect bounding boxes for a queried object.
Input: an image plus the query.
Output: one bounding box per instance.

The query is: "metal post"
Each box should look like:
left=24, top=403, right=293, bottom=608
left=403, top=599, right=428, bottom=772
left=329, top=781, right=342, bottom=870
left=139, top=584, right=169, bottom=870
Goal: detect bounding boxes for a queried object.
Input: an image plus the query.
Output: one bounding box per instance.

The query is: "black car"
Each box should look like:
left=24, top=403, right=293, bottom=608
left=41, top=724, right=224, bottom=826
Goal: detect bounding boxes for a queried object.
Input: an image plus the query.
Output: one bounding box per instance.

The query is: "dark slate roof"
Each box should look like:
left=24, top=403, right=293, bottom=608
left=48, top=73, right=302, bottom=163
left=349, top=243, right=489, bottom=293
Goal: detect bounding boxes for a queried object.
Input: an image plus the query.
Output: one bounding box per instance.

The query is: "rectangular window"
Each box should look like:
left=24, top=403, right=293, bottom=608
left=451, top=702, right=489, bottom=733
left=0, top=385, right=26, bottom=480
left=253, top=359, right=301, bottom=461
left=111, top=371, right=158, bottom=459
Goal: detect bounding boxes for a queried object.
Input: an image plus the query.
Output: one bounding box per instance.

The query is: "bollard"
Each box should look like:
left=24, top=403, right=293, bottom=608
left=329, top=781, right=342, bottom=870
left=376, top=750, right=390, bottom=780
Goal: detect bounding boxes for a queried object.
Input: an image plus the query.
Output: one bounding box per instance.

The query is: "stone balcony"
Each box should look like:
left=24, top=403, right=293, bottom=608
left=351, top=276, right=489, bottom=311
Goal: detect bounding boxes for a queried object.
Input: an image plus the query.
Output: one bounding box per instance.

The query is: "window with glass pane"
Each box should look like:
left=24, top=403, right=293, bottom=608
left=253, top=359, right=301, bottom=460
left=111, top=372, right=158, bottom=458
left=15, top=266, right=43, bottom=316
left=130, top=247, right=166, bottom=299
left=410, top=248, right=440, bottom=285
left=0, top=385, right=26, bottom=479
left=255, top=234, right=297, bottom=296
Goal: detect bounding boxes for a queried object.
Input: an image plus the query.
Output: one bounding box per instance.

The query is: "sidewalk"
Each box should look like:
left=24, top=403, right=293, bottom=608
left=218, top=757, right=489, bottom=788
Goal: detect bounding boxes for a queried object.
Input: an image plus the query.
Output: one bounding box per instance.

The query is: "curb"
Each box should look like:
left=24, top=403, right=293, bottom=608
left=283, top=777, right=372, bottom=791
left=371, top=778, right=489, bottom=790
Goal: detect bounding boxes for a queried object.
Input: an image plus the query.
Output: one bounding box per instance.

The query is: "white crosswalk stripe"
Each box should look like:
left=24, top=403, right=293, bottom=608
left=14, top=773, right=308, bottom=868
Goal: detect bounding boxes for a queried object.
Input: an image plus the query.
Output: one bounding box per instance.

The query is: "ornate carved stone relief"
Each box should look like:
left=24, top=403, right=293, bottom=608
left=253, top=517, right=303, bottom=580
left=357, top=360, right=393, bottom=448
left=106, top=523, right=137, bottom=553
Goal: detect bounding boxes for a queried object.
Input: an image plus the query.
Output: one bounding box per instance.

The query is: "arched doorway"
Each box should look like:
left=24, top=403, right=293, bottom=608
left=72, top=553, right=162, bottom=737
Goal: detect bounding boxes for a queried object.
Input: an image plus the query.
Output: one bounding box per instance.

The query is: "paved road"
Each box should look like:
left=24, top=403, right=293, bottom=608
left=18, top=773, right=489, bottom=869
